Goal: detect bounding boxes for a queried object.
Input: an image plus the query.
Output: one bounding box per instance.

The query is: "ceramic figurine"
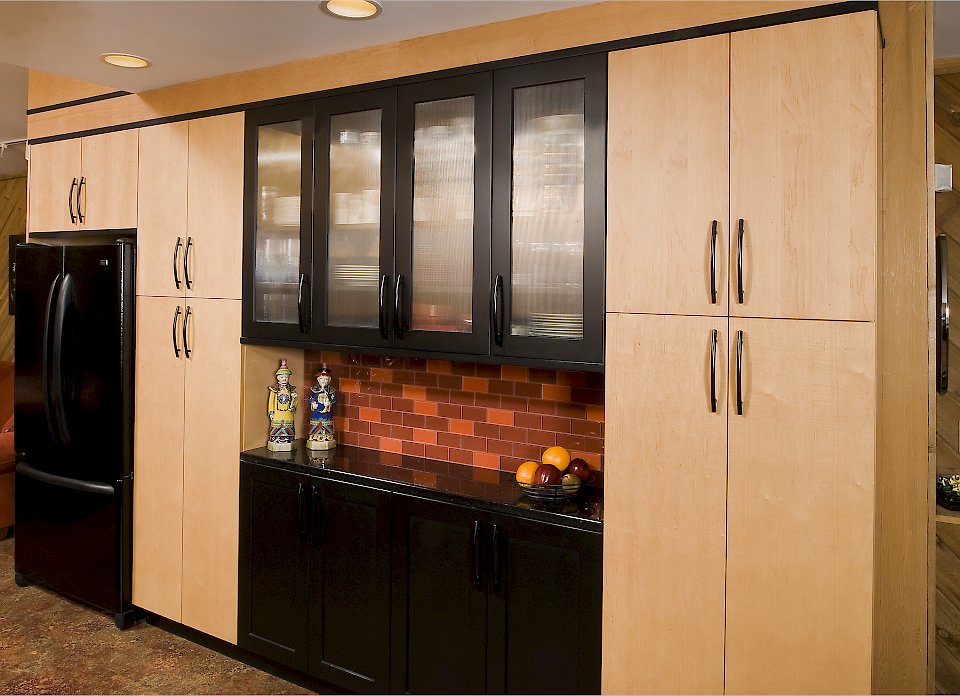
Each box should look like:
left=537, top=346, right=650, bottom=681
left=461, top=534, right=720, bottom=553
left=306, top=364, right=337, bottom=450
left=267, top=358, right=297, bottom=452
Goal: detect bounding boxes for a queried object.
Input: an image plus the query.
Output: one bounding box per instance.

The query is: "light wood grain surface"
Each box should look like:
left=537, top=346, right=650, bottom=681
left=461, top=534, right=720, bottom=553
left=78, top=129, right=139, bottom=230
left=26, top=138, right=80, bottom=233
left=240, top=346, right=305, bottom=453
left=27, top=70, right=119, bottom=110
left=607, top=35, right=729, bottom=317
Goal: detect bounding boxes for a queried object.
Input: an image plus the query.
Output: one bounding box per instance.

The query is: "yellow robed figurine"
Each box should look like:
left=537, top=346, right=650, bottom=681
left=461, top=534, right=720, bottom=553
left=267, top=358, right=298, bottom=452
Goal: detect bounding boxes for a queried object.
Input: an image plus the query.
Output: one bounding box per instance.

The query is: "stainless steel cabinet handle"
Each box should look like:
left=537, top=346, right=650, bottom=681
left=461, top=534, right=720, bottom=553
left=736, top=330, right=744, bottom=416
left=172, top=306, right=182, bottom=358
left=68, top=178, right=78, bottom=224
left=183, top=305, right=192, bottom=358
left=183, top=236, right=193, bottom=290
left=76, top=176, right=85, bottom=224
left=710, top=329, right=718, bottom=413
left=173, top=237, right=183, bottom=290
left=736, top=219, right=745, bottom=304
left=710, top=221, right=718, bottom=304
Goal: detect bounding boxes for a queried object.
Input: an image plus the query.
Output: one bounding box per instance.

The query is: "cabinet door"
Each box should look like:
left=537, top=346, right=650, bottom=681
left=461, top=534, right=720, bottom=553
left=313, top=88, right=395, bottom=350
left=391, top=495, right=488, bottom=694
left=238, top=462, right=310, bottom=670
left=132, top=296, right=185, bottom=621
left=602, top=313, right=727, bottom=694
left=607, top=35, right=729, bottom=316
left=187, top=114, right=244, bottom=300
left=181, top=298, right=242, bottom=644
left=28, top=138, right=81, bottom=233
left=79, top=129, right=138, bottom=230
left=492, top=55, right=606, bottom=365
left=730, top=12, right=878, bottom=321
left=308, top=480, right=391, bottom=693
left=242, top=103, right=315, bottom=341
left=487, top=514, right=601, bottom=695
left=138, top=123, right=188, bottom=297
left=726, top=318, right=875, bottom=694
left=395, top=74, right=492, bottom=354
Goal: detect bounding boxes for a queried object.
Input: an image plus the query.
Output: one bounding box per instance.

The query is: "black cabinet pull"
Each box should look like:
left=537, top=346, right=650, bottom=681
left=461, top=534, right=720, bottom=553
left=378, top=274, right=389, bottom=340
left=311, top=485, right=323, bottom=545
left=394, top=274, right=405, bottom=339
left=710, top=220, right=718, bottom=304
left=472, top=520, right=482, bottom=589
left=492, top=523, right=501, bottom=592
left=183, top=236, right=193, bottom=290
left=710, top=329, right=718, bottom=413
left=939, top=232, right=950, bottom=394
left=68, top=178, right=78, bottom=224
left=736, top=219, right=745, bottom=304
left=297, top=274, right=310, bottom=333
left=296, top=483, right=308, bottom=541
left=76, top=176, right=85, bottom=224
left=736, top=330, right=744, bottom=416
left=183, top=305, right=192, bottom=359
left=171, top=305, right=182, bottom=358
left=492, top=274, right=504, bottom=346
left=173, top=237, right=183, bottom=290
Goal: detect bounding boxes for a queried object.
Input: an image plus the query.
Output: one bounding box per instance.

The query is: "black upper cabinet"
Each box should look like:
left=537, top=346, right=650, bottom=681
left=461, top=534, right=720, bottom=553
left=243, top=102, right=316, bottom=342
left=491, top=55, right=607, bottom=366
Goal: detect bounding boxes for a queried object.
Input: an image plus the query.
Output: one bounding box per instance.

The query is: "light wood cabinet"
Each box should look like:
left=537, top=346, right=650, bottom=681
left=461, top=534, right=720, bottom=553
left=28, top=130, right=138, bottom=233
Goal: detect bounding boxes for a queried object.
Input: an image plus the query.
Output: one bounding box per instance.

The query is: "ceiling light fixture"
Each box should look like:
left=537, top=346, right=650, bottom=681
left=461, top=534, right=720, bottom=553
left=100, top=53, right=151, bottom=69
left=320, top=0, right=382, bottom=20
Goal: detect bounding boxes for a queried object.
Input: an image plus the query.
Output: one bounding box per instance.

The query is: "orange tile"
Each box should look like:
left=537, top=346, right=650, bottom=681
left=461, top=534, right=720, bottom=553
left=359, top=407, right=381, bottom=422
left=414, top=401, right=439, bottom=416
left=487, top=409, right=513, bottom=426
left=413, top=470, right=439, bottom=487
left=370, top=367, right=392, bottom=382
left=413, top=428, right=438, bottom=445
left=501, top=365, right=529, bottom=382
left=586, top=404, right=605, bottom=422
left=450, top=419, right=474, bottom=435
left=427, top=360, right=452, bottom=374
left=474, top=452, right=501, bottom=470
left=381, top=437, right=403, bottom=454
left=542, top=384, right=572, bottom=402
left=462, top=376, right=489, bottom=393
left=339, top=378, right=360, bottom=394
left=403, top=385, right=426, bottom=400
left=577, top=452, right=602, bottom=471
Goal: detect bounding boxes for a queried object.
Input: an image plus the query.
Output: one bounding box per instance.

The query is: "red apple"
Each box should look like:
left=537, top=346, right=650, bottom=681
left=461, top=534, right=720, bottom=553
left=534, top=463, right=562, bottom=486
left=567, top=458, right=592, bottom=483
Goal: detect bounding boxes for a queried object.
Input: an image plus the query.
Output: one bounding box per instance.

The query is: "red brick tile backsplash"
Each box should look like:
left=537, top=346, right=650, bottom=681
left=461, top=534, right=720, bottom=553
left=300, top=351, right=604, bottom=472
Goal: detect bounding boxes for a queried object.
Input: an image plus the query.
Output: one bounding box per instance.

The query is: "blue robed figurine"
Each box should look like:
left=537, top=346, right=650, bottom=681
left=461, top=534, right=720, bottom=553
left=307, top=364, right=337, bottom=451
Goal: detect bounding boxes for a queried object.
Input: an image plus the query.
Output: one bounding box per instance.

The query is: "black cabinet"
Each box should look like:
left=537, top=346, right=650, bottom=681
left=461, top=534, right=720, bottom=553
left=391, top=495, right=602, bottom=695
left=239, top=462, right=391, bottom=692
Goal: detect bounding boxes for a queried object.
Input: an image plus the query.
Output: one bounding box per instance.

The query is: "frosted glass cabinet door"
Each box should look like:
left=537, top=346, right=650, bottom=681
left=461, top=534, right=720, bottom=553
left=395, top=74, right=492, bottom=354
left=314, top=89, right=396, bottom=348
left=242, top=103, right=315, bottom=342
left=492, top=55, right=606, bottom=366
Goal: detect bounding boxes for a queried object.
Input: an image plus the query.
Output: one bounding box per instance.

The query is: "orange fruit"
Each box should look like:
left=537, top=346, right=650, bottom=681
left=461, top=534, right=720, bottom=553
left=516, top=461, right=540, bottom=484
left=542, top=446, right=571, bottom=472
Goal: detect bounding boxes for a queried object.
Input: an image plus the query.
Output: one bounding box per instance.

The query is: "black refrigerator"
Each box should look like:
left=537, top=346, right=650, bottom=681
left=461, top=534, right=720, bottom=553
left=13, top=231, right=136, bottom=629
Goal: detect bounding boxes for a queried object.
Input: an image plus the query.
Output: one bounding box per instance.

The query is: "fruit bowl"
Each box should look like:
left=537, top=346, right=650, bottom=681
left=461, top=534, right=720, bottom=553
left=938, top=475, right=960, bottom=510
left=517, top=480, right=583, bottom=503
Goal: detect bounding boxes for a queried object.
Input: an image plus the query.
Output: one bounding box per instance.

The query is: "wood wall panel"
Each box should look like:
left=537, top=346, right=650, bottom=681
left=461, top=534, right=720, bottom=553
left=0, top=174, right=26, bottom=362
left=27, top=70, right=119, bottom=110
left=26, top=1, right=828, bottom=140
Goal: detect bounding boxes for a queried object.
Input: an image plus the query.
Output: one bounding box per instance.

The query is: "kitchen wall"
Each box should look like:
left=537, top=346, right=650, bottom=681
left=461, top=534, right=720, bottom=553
left=0, top=174, right=25, bottom=362
left=302, top=351, right=604, bottom=473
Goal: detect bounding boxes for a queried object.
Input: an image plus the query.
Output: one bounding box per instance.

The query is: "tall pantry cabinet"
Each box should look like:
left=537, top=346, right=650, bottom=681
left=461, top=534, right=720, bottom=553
left=604, top=12, right=881, bottom=695
left=133, top=114, right=244, bottom=644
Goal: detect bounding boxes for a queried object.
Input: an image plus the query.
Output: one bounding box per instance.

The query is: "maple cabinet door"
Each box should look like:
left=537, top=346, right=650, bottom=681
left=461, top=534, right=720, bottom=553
left=28, top=138, right=81, bottom=233
left=79, top=129, right=139, bottom=230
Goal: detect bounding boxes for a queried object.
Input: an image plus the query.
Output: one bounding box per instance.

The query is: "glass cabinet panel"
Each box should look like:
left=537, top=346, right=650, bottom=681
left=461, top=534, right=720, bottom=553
left=326, top=109, right=383, bottom=328
left=254, top=120, right=303, bottom=325
left=410, top=96, right=475, bottom=333
left=510, top=80, right=585, bottom=341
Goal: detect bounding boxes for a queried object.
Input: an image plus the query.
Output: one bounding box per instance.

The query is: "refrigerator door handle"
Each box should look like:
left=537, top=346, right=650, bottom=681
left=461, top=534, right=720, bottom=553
left=50, top=273, right=75, bottom=446
left=16, top=462, right=115, bottom=496
left=42, top=273, right=63, bottom=446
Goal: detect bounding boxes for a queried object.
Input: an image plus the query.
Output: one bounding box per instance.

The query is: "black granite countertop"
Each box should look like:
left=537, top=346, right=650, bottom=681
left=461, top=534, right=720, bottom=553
left=240, top=441, right=602, bottom=532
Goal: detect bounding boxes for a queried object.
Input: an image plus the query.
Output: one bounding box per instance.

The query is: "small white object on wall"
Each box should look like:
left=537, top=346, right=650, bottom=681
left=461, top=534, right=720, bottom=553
left=937, top=163, right=953, bottom=193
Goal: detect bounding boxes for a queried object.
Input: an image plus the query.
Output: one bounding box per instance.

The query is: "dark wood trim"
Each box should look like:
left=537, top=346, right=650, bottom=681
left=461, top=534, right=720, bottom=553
left=26, top=90, right=131, bottom=116
left=27, top=2, right=878, bottom=146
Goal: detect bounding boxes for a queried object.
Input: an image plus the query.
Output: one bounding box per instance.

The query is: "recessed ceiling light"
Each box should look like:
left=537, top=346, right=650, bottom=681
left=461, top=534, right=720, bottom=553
left=100, top=53, right=151, bottom=69
left=320, top=0, right=382, bottom=20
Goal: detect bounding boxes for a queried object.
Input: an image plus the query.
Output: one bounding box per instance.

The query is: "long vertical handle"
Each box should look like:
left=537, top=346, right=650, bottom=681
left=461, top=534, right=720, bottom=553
left=492, top=523, right=501, bottom=592
left=394, top=274, right=405, bottom=339
left=472, top=520, right=482, bottom=589
left=76, top=177, right=85, bottom=224
left=183, top=237, right=193, bottom=290
left=378, top=274, right=389, bottom=340
left=311, top=485, right=323, bottom=545
left=492, top=274, right=504, bottom=347
left=297, top=274, right=310, bottom=333
left=939, top=233, right=950, bottom=394
left=42, top=274, right=63, bottom=445
left=710, top=221, right=718, bottom=304
left=171, top=306, right=182, bottom=358
left=710, top=329, right=718, bottom=413
left=296, top=483, right=308, bottom=541
left=736, top=219, right=745, bottom=304
left=68, top=178, right=78, bottom=224
left=736, top=330, right=744, bottom=416
left=173, top=237, right=183, bottom=290
left=51, top=273, right=74, bottom=446
left=182, top=305, right=192, bottom=358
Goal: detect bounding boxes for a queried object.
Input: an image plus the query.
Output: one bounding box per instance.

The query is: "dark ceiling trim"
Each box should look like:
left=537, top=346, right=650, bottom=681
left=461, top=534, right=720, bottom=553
left=26, top=90, right=132, bottom=116
left=26, top=1, right=878, bottom=145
